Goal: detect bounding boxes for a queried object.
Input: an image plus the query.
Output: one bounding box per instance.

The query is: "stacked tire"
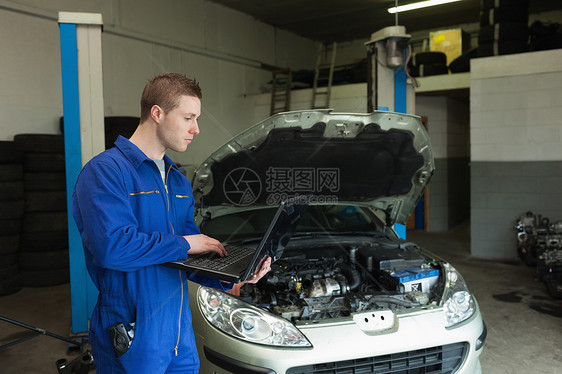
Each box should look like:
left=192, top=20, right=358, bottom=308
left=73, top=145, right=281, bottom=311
left=59, top=116, right=139, bottom=150
left=478, top=0, right=529, bottom=57
left=529, top=20, right=562, bottom=52
left=449, top=47, right=479, bottom=74
left=408, top=51, right=449, bottom=77
left=103, top=116, right=139, bottom=150
left=0, top=140, right=25, bottom=296
left=14, top=134, right=70, bottom=287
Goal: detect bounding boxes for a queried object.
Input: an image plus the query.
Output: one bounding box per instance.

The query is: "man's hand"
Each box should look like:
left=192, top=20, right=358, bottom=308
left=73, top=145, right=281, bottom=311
left=241, top=256, right=272, bottom=284
left=183, top=234, right=227, bottom=257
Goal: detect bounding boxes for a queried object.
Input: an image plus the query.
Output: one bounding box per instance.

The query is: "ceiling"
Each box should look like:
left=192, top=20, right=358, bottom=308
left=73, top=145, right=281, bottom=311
left=208, top=0, right=562, bottom=43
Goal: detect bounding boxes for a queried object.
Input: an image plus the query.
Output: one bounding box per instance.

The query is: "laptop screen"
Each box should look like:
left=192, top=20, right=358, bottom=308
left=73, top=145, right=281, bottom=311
left=259, top=202, right=309, bottom=261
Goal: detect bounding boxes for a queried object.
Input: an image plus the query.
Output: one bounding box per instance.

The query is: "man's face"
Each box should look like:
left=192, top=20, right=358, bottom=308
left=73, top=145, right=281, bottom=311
left=157, top=95, right=201, bottom=153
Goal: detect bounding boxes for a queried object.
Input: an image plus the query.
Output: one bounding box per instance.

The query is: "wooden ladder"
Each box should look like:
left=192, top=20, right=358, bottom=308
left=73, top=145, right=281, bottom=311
left=270, top=68, right=292, bottom=115
left=312, top=41, right=337, bottom=109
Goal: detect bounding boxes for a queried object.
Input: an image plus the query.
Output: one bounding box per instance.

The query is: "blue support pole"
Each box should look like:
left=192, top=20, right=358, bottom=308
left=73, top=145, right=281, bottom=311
left=394, top=65, right=408, bottom=239
left=394, top=66, right=407, bottom=114
left=59, top=23, right=98, bottom=333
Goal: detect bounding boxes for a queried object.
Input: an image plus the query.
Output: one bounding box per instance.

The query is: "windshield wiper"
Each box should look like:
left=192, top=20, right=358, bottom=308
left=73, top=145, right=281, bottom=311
left=291, top=230, right=383, bottom=238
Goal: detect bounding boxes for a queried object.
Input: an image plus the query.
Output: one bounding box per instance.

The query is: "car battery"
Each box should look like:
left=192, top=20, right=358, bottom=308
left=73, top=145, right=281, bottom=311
left=390, top=267, right=439, bottom=294
left=358, top=244, right=426, bottom=272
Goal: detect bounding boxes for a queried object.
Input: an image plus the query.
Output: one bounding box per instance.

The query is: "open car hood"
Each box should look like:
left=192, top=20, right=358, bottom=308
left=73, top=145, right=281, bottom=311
left=192, top=110, right=434, bottom=225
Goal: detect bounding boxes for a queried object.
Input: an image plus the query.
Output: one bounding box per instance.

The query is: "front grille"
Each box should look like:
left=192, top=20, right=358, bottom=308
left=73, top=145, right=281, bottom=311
left=286, top=342, right=468, bottom=374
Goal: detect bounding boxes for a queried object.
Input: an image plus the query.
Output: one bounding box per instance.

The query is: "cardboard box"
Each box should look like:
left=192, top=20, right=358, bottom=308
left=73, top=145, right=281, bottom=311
left=391, top=267, right=439, bottom=294
left=430, top=29, right=471, bottom=65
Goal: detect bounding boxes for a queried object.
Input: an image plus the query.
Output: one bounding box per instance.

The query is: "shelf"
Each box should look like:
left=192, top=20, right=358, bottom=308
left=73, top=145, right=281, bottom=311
left=412, top=72, right=470, bottom=93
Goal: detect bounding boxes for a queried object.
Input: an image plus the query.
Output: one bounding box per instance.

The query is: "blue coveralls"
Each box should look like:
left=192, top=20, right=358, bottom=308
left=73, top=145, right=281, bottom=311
left=72, top=136, right=231, bottom=374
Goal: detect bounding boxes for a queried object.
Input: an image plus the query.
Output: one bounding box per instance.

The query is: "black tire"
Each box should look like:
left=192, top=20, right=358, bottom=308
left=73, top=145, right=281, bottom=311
left=18, top=250, right=69, bottom=271
left=411, top=51, right=447, bottom=66
left=23, top=172, right=66, bottom=191
left=0, top=218, right=22, bottom=236
left=0, top=141, right=23, bottom=164
left=60, top=116, right=139, bottom=133
left=104, top=117, right=139, bottom=149
left=412, top=63, right=449, bottom=77
left=104, top=116, right=139, bottom=133
left=0, top=181, right=24, bottom=201
left=529, top=20, right=562, bottom=52
left=0, top=274, right=22, bottom=296
left=480, top=0, right=529, bottom=11
left=0, top=235, right=20, bottom=254
left=0, top=264, right=18, bottom=280
left=60, top=116, right=139, bottom=150
left=24, top=152, right=65, bottom=172
left=0, top=200, right=25, bottom=220
left=22, top=212, right=68, bottom=233
left=546, top=279, right=562, bottom=299
left=479, top=23, right=529, bottom=44
left=13, top=134, right=64, bottom=153
left=25, top=191, right=67, bottom=212
left=478, top=40, right=529, bottom=57
left=480, top=7, right=528, bottom=26
left=21, top=268, right=69, bottom=287
left=0, top=164, right=23, bottom=182
left=0, top=253, right=17, bottom=267
left=449, top=47, right=478, bottom=73
left=105, top=130, right=127, bottom=150
left=105, top=130, right=120, bottom=150
left=531, top=35, right=562, bottom=52
left=20, top=231, right=69, bottom=252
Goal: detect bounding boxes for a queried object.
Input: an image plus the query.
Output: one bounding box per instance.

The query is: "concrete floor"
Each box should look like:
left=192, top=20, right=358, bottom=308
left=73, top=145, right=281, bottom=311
left=1, top=222, right=561, bottom=373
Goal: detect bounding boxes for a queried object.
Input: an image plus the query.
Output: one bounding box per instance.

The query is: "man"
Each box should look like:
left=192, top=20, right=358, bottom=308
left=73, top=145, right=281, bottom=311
left=72, top=73, right=270, bottom=373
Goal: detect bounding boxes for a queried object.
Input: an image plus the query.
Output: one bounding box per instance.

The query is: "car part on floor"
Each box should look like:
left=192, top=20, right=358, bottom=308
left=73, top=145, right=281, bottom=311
left=0, top=314, right=83, bottom=351
left=56, top=350, right=96, bottom=374
left=515, top=211, right=562, bottom=299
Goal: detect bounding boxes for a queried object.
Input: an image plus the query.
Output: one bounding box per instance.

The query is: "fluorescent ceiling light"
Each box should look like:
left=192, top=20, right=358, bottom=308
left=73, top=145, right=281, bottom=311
left=388, top=0, right=462, bottom=14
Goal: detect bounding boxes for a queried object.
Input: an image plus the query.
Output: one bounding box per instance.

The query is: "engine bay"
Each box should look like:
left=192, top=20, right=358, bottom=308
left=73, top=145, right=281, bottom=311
left=239, top=237, right=443, bottom=322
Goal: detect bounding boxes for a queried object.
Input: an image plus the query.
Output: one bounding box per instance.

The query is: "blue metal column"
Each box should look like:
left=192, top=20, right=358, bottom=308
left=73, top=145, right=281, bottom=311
left=59, top=23, right=98, bottom=334
left=393, top=64, right=408, bottom=240
left=394, top=66, right=407, bottom=114
left=396, top=64, right=425, bottom=232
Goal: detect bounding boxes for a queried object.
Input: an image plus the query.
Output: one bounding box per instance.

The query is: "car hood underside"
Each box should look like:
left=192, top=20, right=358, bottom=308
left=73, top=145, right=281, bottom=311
left=193, top=110, right=434, bottom=225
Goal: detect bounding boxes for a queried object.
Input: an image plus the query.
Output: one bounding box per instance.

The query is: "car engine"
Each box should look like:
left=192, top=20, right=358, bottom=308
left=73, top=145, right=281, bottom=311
left=515, top=211, right=560, bottom=266
left=239, top=239, right=442, bottom=322
left=514, top=211, right=562, bottom=299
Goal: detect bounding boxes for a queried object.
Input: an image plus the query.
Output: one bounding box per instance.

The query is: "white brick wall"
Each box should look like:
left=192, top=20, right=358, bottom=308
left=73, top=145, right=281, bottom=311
left=415, top=96, right=469, bottom=159
left=470, top=50, right=562, bottom=162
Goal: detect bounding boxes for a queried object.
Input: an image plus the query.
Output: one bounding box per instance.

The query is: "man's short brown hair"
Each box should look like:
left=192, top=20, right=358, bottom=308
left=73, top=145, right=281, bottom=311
left=140, top=73, right=202, bottom=122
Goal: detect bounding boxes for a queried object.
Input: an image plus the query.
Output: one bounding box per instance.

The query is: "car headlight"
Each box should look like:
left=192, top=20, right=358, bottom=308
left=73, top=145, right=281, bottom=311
left=440, top=264, right=475, bottom=328
left=198, top=286, right=312, bottom=347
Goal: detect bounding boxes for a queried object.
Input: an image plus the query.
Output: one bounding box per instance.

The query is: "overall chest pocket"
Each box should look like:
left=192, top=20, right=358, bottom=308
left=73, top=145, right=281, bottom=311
left=172, top=193, right=191, bottom=225
left=128, top=190, right=166, bottom=231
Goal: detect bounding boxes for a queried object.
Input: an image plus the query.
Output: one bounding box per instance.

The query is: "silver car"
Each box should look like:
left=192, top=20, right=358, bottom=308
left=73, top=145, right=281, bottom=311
left=188, top=110, right=486, bottom=373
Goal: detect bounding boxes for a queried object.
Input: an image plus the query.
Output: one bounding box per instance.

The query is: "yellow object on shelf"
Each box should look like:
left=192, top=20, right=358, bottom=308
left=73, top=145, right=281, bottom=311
left=429, top=29, right=471, bottom=65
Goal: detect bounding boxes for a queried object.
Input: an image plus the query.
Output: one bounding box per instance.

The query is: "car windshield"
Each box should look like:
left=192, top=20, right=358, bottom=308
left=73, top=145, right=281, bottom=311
left=199, top=205, right=382, bottom=242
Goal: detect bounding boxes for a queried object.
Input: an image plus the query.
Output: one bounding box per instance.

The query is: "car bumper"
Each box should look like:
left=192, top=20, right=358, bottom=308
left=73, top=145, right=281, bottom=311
left=193, top=297, right=485, bottom=374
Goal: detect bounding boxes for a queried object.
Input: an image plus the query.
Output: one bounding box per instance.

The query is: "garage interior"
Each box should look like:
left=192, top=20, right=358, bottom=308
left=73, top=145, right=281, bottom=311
left=1, top=0, right=561, bottom=373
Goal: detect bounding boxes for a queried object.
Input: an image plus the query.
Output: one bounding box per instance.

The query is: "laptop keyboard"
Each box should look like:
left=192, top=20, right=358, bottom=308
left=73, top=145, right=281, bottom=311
left=187, top=245, right=255, bottom=271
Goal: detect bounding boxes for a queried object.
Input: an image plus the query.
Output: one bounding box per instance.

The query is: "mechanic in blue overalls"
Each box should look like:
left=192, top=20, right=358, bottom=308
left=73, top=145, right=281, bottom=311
left=72, top=73, right=271, bottom=373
